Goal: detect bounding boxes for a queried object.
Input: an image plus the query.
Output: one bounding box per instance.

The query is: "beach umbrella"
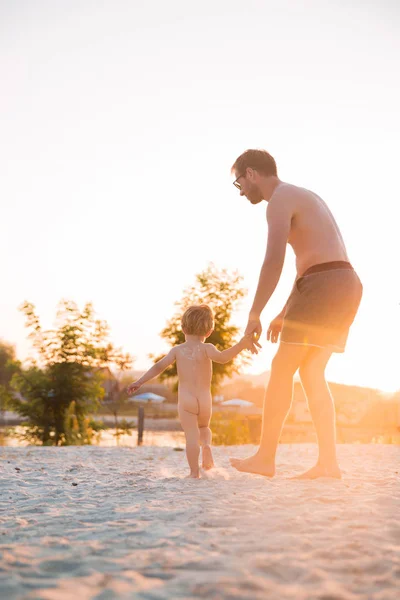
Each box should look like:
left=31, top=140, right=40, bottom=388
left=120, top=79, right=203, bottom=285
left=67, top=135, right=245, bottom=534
left=130, top=392, right=166, bottom=403
left=220, top=398, right=254, bottom=407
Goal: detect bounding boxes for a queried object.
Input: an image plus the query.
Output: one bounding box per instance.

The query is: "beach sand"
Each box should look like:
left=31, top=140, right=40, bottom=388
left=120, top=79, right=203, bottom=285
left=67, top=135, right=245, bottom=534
left=1, top=444, right=399, bottom=599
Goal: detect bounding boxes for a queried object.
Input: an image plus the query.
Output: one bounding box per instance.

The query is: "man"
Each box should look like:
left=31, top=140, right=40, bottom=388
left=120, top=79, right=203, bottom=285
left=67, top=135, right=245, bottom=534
left=230, top=149, right=363, bottom=479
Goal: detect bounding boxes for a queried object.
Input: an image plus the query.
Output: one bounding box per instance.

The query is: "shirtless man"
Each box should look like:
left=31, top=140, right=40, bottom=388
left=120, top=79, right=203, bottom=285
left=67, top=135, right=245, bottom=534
left=127, top=305, right=258, bottom=478
left=229, top=149, right=363, bottom=479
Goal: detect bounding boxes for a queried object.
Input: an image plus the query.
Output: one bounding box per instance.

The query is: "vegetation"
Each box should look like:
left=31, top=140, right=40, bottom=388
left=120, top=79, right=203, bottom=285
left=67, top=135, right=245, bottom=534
left=211, top=411, right=256, bottom=445
left=10, top=300, right=132, bottom=445
left=0, top=341, right=22, bottom=443
left=152, top=263, right=249, bottom=393
left=101, top=368, right=136, bottom=445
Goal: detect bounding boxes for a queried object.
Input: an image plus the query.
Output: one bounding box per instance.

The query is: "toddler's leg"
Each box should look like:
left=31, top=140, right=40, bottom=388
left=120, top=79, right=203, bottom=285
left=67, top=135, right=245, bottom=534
left=200, top=425, right=214, bottom=470
left=179, top=408, right=200, bottom=478
left=199, top=425, right=212, bottom=447
left=198, top=406, right=214, bottom=470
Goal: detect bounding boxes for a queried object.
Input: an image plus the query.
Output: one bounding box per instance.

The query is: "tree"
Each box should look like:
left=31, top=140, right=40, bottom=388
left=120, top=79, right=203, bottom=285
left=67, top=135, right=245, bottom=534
left=11, top=300, right=132, bottom=445
left=101, top=360, right=135, bottom=445
left=0, top=341, right=22, bottom=442
left=152, top=263, right=249, bottom=393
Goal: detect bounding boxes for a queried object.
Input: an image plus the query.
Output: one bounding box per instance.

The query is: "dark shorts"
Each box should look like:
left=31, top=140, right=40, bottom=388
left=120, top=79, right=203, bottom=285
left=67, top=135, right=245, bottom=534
left=280, top=261, right=363, bottom=353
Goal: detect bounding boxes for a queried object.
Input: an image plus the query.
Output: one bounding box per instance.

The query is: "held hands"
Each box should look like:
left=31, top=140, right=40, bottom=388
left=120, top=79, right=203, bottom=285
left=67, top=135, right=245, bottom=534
left=243, top=315, right=262, bottom=355
left=244, top=316, right=262, bottom=343
left=126, top=381, right=142, bottom=396
left=242, top=333, right=262, bottom=355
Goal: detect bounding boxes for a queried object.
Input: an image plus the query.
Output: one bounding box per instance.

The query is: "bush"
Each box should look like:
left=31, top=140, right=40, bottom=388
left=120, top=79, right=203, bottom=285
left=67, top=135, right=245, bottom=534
left=210, top=412, right=258, bottom=446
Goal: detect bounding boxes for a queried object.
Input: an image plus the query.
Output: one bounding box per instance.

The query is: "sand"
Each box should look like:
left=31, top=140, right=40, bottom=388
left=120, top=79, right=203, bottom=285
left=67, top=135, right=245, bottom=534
left=1, top=444, right=399, bottom=599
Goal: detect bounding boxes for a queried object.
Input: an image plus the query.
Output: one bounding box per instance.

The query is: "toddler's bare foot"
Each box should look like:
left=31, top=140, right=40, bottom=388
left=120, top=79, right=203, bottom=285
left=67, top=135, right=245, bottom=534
left=186, top=471, right=200, bottom=479
left=202, top=444, right=215, bottom=470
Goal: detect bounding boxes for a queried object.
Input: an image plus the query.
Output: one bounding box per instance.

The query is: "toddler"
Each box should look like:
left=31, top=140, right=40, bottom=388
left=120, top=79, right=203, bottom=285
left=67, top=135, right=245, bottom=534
left=127, top=304, right=260, bottom=478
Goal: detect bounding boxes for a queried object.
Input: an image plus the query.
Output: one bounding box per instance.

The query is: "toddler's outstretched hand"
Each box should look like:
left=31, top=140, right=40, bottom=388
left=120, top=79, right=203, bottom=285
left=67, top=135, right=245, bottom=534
left=126, top=381, right=142, bottom=395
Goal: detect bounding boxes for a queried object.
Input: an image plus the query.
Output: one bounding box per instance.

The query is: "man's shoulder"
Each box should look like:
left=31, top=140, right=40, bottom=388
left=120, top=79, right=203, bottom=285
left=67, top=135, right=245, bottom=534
left=273, top=182, right=311, bottom=199
left=272, top=183, right=322, bottom=210
left=267, top=183, right=298, bottom=213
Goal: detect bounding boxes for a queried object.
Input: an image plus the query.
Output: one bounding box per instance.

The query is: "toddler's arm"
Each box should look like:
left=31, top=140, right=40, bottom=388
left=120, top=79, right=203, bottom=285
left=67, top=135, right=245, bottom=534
left=126, top=348, right=176, bottom=395
left=205, top=336, right=260, bottom=364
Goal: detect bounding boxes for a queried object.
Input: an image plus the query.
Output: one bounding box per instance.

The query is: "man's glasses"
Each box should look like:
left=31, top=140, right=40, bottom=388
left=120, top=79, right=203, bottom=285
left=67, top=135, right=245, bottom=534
left=233, top=173, right=246, bottom=190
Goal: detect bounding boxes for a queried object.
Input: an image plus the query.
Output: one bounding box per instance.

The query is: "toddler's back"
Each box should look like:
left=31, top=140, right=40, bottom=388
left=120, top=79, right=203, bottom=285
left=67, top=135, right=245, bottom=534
left=175, top=342, right=212, bottom=392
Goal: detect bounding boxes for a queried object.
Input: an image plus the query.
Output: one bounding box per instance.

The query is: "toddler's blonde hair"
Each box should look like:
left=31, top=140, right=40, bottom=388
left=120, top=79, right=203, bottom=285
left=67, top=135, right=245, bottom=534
left=181, top=304, right=214, bottom=336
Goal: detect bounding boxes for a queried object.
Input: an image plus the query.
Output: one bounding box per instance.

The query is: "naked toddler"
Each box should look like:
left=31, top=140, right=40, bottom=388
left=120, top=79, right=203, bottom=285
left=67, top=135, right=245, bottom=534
left=126, top=305, right=260, bottom=478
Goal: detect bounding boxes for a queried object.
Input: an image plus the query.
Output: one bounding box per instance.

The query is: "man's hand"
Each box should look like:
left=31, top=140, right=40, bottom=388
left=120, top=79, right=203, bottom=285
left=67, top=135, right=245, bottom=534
left=266, top=314, right=284, bottom=343
left=245, top=316, right=262, bottom=342
left=126, top=381, right=142, bottom=395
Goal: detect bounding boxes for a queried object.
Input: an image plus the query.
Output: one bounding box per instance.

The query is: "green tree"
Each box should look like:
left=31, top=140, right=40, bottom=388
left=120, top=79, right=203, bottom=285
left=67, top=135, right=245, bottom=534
left=11, top=300, right=132, bottom=445
left=152, top=263, right=249, bottom=393
left=0, top=341, right=22, bottom=442
left=101, top=359, right=135, bottom=445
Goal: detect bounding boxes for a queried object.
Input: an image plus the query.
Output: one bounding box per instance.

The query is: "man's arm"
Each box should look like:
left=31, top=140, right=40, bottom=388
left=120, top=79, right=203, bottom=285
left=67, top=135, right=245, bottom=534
left=249, top=193, right=294, bottom=319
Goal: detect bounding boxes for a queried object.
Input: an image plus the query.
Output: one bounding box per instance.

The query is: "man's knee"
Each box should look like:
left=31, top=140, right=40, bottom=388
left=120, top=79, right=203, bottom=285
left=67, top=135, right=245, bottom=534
left=299, top=348, right=332, bottom=385
left=271, top=344, right=307, bottom=375
left=299, top=365, right=326, bottom=391
left=271, top=352, right=291, bottom=375
left=299, top=363, right=313, bottom=387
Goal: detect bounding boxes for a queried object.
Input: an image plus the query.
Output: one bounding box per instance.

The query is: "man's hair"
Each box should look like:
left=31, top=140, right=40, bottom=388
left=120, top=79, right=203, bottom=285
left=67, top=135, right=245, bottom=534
left=181, top=304, right=214, bottom=336
left=231, top=149, right=277, bottom=177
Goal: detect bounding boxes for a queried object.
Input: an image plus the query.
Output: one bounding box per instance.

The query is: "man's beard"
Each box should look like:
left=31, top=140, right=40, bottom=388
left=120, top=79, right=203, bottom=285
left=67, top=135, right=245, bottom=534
left=247, top=184, right=263, bottom=205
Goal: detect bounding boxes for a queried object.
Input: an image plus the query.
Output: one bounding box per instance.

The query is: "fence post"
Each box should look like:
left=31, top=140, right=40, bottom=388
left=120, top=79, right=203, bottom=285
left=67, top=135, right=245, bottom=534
left=138, top=406, right=144, bottom=445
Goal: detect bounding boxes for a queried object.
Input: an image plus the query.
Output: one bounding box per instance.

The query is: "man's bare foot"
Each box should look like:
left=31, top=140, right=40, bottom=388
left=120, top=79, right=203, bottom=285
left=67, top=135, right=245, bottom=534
left=229, top=454, right=275, bottom=477
left=291, top=463, right=342, bottom=480
left=202, top=445, right=215, bottom=470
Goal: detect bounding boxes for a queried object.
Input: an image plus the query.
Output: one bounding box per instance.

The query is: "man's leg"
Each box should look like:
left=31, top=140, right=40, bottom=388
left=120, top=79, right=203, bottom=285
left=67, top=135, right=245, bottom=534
left=295, top=347, right=341, bottom=479
left=230, top=342, right=309, bottom=476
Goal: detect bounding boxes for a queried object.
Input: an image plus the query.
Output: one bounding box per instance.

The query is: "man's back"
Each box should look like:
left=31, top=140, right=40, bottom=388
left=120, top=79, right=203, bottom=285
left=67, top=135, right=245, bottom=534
left=274, top=183, right=349, bottom=276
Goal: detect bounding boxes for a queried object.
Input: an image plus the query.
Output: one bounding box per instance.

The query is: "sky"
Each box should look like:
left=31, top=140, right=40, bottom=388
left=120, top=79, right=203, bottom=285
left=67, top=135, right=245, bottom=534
left=1, top=0, right=399, bottom=392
